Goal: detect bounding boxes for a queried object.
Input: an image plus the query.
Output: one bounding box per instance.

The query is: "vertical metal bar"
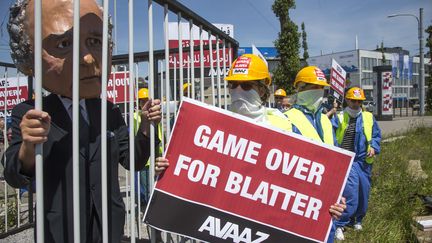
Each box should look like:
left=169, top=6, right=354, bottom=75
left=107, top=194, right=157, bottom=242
left=216, top=36, right=221, bottom=108
left=222, top=39, right=227, bottom=109
left=72, top=0, right=81, bottom=241
left=135, top=63, right=141, bottom=239
left=2, top=69, right=7, bottom=232
left=4, top=181, right=7, bottom=232
left=178, top=13, right=184, bottom=100
left=101, top=0, right=110, bottom=241
left=128, top=0, right=136, bottom=240
left=209, top=31, right=215, bottom=106
left=124, top=66, right=128, bottom=124
left=164, top=4, right=171, bottom=137
left=228, top=42, right=232, bottom=107
left=199, top=25, right=204, bottom=103
left=114, top=0, right=118, bottom=54
left=189, top=19, right=195, bottom=100
left=159, top=61, right=165, bottom=152
left=17, top=188, right=21, bottom=227
left=147, top=2, right=157, bottom=242
left=113, top=66, right=117, bottom=104
left=173, top=57, right=177, bottom=116
left=34, top=0, right=44, bottom=241
left=187, top=54, right=190, bottom=97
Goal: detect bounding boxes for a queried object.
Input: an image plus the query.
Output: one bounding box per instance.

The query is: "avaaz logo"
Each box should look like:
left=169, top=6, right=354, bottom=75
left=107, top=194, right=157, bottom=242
left=198, top=215, right=270, bottom=243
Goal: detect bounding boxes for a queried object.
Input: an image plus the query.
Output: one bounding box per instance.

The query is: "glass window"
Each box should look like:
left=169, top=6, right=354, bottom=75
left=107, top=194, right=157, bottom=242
left=413, top=63, right=419, bottom=73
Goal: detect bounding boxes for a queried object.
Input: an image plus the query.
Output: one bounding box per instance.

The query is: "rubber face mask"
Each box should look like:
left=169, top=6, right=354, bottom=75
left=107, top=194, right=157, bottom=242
left=25, top=0, right=106, bottom=99
left=345, top=106, right=362, bottom=118
left=230, top=87, right=264, bottom=119
left=296, top=89, right=324, bottom=113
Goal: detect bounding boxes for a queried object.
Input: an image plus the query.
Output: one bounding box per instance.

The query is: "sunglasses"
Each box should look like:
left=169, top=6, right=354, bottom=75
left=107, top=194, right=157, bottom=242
left=228, top=82, right=256, bottom=91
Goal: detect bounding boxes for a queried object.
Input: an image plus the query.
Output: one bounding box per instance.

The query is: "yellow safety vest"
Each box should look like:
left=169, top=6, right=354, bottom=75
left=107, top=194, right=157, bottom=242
left=266, top=110, right=292, bottom=132
left=134, top=111, right=164, bottom=166
left=336, top=111, right=374, bottom=163
left=284, top=108, right=334, bottom=145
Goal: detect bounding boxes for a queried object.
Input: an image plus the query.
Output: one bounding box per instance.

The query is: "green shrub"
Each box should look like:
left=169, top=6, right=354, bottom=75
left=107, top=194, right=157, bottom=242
left=344, top=127, right=432, bottom=242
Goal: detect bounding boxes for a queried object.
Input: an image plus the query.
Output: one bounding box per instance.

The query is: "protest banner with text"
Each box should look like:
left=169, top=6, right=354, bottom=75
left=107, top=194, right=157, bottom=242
left=144, top=98, right=354, bottom=243
left=330, top=59, right=347, bottom=103
left=0, top=76, right=29, bottom=118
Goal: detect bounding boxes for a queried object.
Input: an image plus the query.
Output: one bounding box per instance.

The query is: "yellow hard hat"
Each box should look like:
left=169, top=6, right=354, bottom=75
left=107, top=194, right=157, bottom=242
left=225, top=54, right=271, bottom=85
left=294, top=66, right=329, bottom=88
left=138, top=88, right=149, bottom=99
left=345, top=87, right=366, bottom=100
left=274, top=89, right=287, bottom=97
left=183, top=83, right=190, bottom=91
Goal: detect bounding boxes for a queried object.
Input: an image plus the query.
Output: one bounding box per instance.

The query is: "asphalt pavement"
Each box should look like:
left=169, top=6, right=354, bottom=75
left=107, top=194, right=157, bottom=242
left=377, top=115, right=432, bottom=137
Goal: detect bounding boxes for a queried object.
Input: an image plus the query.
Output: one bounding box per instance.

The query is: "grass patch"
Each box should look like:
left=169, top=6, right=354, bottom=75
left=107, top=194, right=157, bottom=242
left=344, top=127, right=432, bottom=242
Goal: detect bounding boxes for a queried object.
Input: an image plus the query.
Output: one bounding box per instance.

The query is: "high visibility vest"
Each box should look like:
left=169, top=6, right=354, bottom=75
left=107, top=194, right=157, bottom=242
left=336, top=111, right=374, bottom=163
left=266, top=112, right=292, bottom=132
left=134, top=111, right=164, bottom=166
left=284, top=108, right=334, bottom=145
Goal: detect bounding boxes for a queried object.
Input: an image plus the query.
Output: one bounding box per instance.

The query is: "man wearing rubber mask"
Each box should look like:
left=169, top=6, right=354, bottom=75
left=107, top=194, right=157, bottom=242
left=3, top=0, right=161, bottom=242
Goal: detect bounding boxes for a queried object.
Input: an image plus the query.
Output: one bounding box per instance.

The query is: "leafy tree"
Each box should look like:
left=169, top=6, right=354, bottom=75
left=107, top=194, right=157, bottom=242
left=301, top=22, right=309, bottom=65
left=425, top=25, right=432, bottom=112
left=272, top=0, right=300, bottom=93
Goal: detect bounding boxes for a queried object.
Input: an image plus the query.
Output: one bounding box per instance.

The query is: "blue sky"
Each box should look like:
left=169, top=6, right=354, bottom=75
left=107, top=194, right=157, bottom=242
left=0, top=0, right=431, bottom=65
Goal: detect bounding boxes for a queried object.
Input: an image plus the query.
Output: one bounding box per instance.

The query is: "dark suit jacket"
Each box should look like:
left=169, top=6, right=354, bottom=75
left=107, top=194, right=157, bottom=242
left=1, top=94, right=152, bottom=242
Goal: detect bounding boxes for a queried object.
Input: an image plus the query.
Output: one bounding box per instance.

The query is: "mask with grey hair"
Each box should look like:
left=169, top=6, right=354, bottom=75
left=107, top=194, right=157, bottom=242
left=7, top=0, right=114, bottom=76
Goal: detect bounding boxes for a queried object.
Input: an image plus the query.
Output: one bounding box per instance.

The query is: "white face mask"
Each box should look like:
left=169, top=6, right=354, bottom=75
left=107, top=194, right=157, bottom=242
left=230, top=87, right=265, bottom=119
left=345, top=106, right=362, bottom=118
left=296, top=89, right=324, bottom=113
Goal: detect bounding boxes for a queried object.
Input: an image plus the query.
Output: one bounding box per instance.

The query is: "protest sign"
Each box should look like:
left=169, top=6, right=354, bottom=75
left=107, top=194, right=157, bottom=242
left=144, top=98, right=354, bottom=242
left=107, top=72, right=131, bottom=103
left=329, top=59, right=346, bottom=103
left=0, top=76, right=29, bottom=118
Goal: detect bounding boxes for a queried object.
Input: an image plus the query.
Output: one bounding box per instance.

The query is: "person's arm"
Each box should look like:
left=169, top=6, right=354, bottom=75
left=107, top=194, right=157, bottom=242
left=2, top=106, right=51, bottom=188
left=117, top=99, right=161, bottom=171
left=329, top=197, right=346, bottom=220
left=17, top=110, right=51, bottom=175
left=368, top=117, right=381, bottom=157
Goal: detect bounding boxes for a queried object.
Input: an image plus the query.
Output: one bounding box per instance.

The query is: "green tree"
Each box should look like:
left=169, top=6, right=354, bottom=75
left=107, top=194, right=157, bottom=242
left=425, top=25, right=432, bottom=112
left=301, top=22, right=309, bottom=65
left=272, top=0, right=300, bottom=93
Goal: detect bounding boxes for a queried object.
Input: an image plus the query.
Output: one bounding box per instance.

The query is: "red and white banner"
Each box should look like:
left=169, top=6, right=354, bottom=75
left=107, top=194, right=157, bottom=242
left=107, top=72, right=132, bottom=104
left=382, top=71, right=393, bottom=114
left=0, top=76, right=29, bottom=118
left=168, top=40, right=231, bottom=69
left=329, top=59, right=346, bottom=102
left=144, top=99, right=354, bottom=242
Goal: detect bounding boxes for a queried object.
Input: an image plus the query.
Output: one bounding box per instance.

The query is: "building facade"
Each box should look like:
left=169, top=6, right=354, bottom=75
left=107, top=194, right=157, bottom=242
left=307, top=49, right=431, bottom=106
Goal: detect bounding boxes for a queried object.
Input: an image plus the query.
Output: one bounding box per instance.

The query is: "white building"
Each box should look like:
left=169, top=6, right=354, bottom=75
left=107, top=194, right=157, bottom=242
left=307, top=48, right=431, bottom=105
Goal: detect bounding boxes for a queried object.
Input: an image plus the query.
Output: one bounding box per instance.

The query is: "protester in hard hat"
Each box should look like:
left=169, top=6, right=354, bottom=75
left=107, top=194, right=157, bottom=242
left=281, top=96, right=292, bottom=111
left=284, top=66, right=345, bottom=242
left=154, top=56, right=346, bottom=234
left=284, top=66, right=337, bottom=146
left=334, top=87, right=381, bottom=241
left=274, top=88, right=287, bottom=111
left=183, top=83, right=191, bottom=97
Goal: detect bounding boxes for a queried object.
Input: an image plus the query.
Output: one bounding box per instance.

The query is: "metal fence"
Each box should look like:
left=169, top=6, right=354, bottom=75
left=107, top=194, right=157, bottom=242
left=0, top=0, right=238, bottom=242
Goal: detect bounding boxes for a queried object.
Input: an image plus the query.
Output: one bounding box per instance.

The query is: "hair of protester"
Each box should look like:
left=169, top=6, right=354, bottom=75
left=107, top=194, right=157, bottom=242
left=8, top=0, right=114, bottom=75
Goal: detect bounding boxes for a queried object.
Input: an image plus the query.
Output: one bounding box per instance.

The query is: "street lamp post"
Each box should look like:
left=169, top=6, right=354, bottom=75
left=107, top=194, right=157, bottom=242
left=388, top=8, right=425, bottom=116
